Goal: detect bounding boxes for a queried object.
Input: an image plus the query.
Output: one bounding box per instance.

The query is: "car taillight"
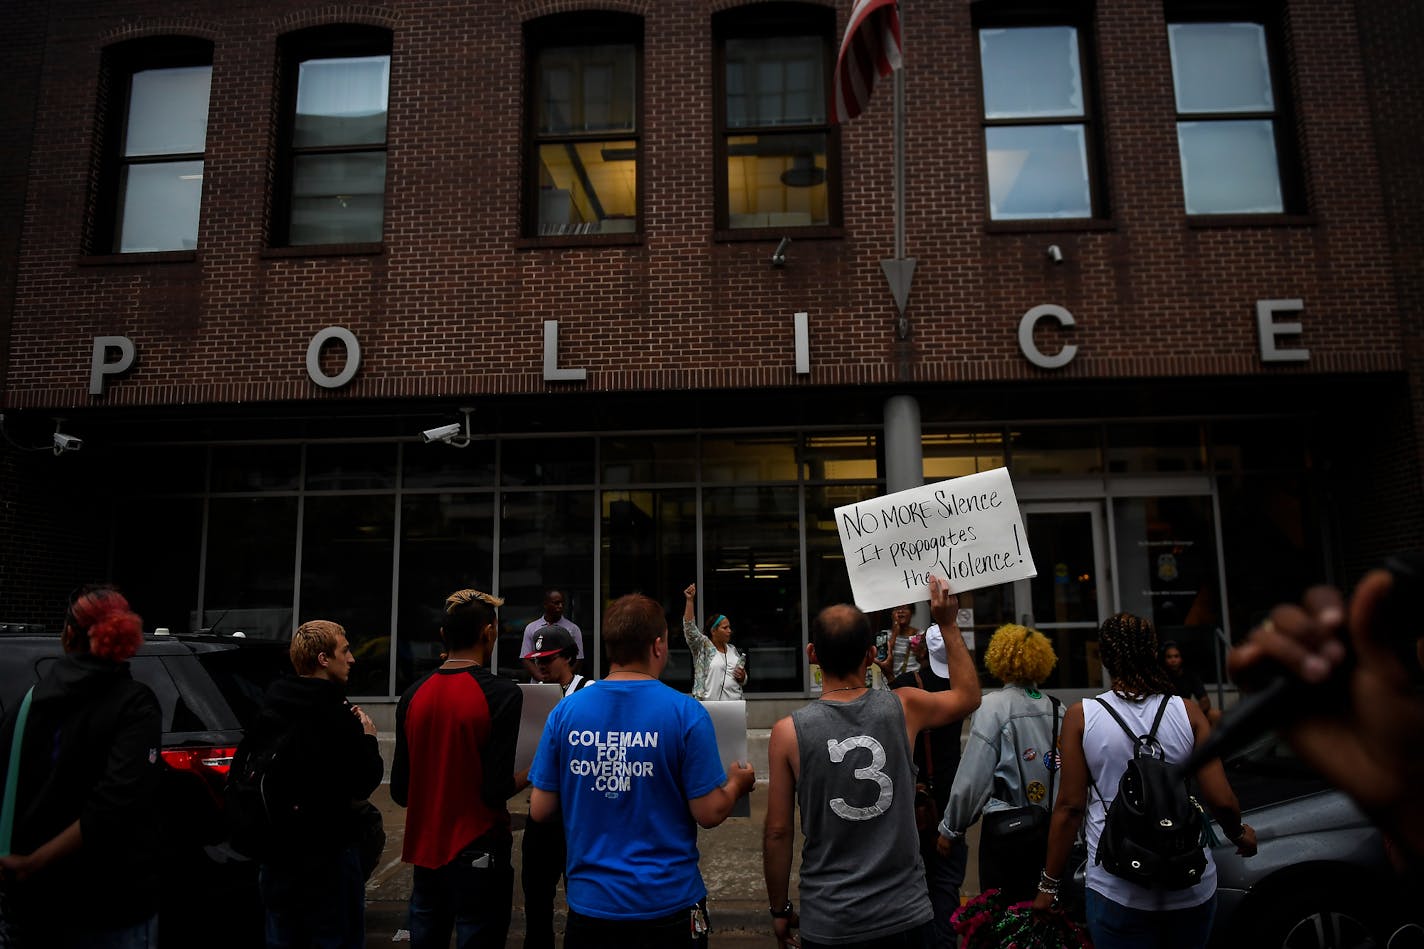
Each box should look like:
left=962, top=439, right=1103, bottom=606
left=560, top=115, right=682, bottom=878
left=162, top=746, right=238, bottom=777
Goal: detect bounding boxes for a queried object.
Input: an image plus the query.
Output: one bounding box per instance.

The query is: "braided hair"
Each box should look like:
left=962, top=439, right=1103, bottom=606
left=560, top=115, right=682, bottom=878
left=1098, top=612, right=1174, bottom=700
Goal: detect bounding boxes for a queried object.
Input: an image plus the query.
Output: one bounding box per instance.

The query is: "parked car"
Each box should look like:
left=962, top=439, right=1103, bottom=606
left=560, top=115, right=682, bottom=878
left=0, top=630, right=291, bottom=948
left=1063, top=732, right=1416, bottom=948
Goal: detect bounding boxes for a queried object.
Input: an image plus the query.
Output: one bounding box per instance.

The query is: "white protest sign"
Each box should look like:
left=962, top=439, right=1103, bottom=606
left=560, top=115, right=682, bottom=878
left=515, top=683, right=563, bottom=776
left=835, top=467, right=1037, bottom=613
left=703, top=699, right=751, bottom=818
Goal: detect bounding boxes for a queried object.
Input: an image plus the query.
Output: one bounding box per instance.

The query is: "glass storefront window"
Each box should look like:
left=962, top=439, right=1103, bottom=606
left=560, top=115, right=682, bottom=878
left=806, top=482, right=881, bottom=643
left=498, top=490, right=595, bottom=679
left=210, top=444, right=301, bottom=492
left=602, top=490, right=697, bottom=682
left=203, top=496, right=298, bottom=639
left=502, top=438, right=595, bottom=486
left=922, top=430, right=1007, bottom=481
left=402, top=440, right=497, bottom=489
left=702, top=486, right=802, bottom=691
left=801, top=433, right=879, bottom=482
left=111, top=497, right=203, bottom=634
left=1105, top=422, right=1206, bottom=473
left=305, top=442, right=397, bottom=491
left=601, top=436, right=697, bottom=485
left=1208, top=418, right=1309, bottom=473
left=396, top=493, right=495, bottom=693
left=703, top=434, right=798, bottom=482
left=300, top=495, right=395, bottom=696
left=1008, top=425, right=1102, bottom=476
left=1113, top=495, right=1222, bottom=683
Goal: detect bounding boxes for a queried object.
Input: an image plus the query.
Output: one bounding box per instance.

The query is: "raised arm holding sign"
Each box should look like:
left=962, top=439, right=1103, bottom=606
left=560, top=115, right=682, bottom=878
left=836, top=467, right=1037, bottom=614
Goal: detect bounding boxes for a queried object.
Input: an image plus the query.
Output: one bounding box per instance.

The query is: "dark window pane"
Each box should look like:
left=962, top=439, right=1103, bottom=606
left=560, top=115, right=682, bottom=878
left=601, top=436, right=697, bottom=484
left=116, top=160, right=203, bottom=252
left=111, top=497, right=203, bottom=635
left=1113, top=495, right=1221, bottom=647
left=535, top=140, right=638, bottom=235
left=1177, top=120, right=1282, bottom=214
left=289, top=152, right=386, bottom=245
left=125, top=65, right=211, bottom=156
left=725, top=35, right=825, bottom=127
left=403, top=440, right=497, bottom=489
left=397, top=494, right=496, bottom=692
left=1168, top=23, right=1273, bottom=114
left=1105, top=423, right=1206, bottom=473
left=203, top=497, right=298, bottom=639
left=726, top=132, right=829, bottom=228
left=536, top=44, right=636, bottom=134
left=703, top=486, right=801, bottom=692
left=985, top=125, right=1091, bottom=220
left=210, top=445, right=301, bottom=492
left=979, top=27, right=1083, bottom=119
left=703, top=434, right=797, bottom=482
left=498, top=491, right=595, bottom=679
left=294, top=55, right=390, bottom=147
left=110, top=444, right=207, bottom=495
left=501, top=438, right=594, bottom=486
left=801, top=433, right=878, bottom=482
left=1008, top=426, right=1103, bottom=476
left=299, top=495, right=395, bottom=696
left=305, top=442, right=397, bottom=491
left=602, top=490, right=696, bottom=682
left=1209, top=419, right=1309, bottom=472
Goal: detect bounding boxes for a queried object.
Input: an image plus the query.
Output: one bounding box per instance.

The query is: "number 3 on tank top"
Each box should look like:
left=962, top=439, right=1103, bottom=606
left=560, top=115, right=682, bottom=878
left=826, top=735, right=893, bottom=821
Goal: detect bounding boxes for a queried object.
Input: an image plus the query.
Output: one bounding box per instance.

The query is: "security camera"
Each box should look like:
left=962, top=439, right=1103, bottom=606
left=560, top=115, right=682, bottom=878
left=52, top=432, right=82, bottom=453
left=1046, top=244, right=1065, bottom=264
left=421, top=422, right=463, bottom=444
left=771, top=237, right=791, bottom=268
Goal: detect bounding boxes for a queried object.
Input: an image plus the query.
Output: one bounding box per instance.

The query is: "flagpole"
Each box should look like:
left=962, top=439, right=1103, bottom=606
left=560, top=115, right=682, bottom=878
left=878, top=0, right=914, bottom=343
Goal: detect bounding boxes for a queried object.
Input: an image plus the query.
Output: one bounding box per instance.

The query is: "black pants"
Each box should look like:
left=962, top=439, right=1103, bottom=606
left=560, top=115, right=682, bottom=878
left=563, top=902, right=708, bottom=949
left=802, top=921, right=934, bottom=949
left=522, top=817, right=567, bottom=949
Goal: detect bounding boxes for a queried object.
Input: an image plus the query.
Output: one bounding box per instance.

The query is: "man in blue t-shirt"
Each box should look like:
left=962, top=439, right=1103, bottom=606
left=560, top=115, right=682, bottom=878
left=529, top=593, right=755, bottom=949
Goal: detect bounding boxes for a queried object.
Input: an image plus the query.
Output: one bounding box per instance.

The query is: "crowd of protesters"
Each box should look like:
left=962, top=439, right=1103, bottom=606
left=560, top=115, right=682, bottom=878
left=2, top=561, right=1422, bottom=949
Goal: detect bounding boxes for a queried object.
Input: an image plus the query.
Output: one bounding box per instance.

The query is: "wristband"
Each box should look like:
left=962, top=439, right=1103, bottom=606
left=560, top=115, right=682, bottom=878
left=769, top=900, right=793, bottom=919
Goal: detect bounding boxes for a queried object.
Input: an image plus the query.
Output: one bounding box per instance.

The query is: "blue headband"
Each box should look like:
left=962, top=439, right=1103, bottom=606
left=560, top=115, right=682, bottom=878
left=710, top=614, right=727, bottom=632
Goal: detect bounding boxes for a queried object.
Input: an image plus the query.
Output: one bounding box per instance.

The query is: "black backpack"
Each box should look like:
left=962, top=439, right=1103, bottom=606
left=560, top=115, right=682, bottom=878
left=1090, top=695, right=1207, bottom=890
left=224, top=724, right=306, bottom=861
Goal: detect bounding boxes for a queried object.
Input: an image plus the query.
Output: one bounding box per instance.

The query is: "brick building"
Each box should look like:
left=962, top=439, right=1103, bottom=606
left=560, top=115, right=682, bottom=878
left=1, top=0, right=1419, bottom=707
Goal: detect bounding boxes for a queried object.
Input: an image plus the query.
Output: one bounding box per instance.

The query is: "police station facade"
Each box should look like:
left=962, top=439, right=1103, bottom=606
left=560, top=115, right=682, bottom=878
left=1, top=0, right=1419, bottom=710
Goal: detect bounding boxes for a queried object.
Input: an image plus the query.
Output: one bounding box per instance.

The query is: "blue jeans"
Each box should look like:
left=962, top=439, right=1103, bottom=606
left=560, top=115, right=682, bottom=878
left=261, top=845, right=366, bottom=949
left=563, top=903, right=708, bottom=949
left=52, top=914, right=157, bottom=949
left=409, top=838, right=513, bottom=949
left=1085, top=889, right=1216, bottom=949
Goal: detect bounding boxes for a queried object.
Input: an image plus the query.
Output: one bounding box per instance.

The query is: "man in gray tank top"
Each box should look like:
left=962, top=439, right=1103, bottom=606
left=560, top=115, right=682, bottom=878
left=764, top=577, right=982, bottom=948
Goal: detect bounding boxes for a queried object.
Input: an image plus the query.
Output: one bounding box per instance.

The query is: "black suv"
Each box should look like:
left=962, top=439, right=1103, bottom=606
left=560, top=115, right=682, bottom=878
left=0, top=632, right=291, bottom=947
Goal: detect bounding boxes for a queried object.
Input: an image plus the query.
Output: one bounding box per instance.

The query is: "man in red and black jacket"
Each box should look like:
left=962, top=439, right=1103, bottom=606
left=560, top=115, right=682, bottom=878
left=392, top=588, right=523, bottom=949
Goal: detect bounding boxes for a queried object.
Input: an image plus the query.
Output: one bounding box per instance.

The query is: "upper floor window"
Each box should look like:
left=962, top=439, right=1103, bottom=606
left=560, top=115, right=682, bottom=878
left=1168, top=18, right=1292, bottom=215
left=977, top=16, right=1102, bottom=221
left=95, top=39, right=213, bottom=254
left=524, top=13, right=642, bottom=238
left=275, top=26, right=391, bottom=246
left=715, top=4, right=838, bottom=232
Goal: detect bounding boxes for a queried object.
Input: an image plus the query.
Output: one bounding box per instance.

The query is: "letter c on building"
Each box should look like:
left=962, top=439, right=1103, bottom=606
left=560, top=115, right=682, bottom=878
left=1018, top=304, right=1078, bottom=370
left=306, top=326, right=361, bottom=389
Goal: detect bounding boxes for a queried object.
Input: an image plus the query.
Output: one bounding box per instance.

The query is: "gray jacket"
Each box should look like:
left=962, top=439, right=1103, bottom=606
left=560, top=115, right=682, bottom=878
left=938, top=685, right=1062, bottom=839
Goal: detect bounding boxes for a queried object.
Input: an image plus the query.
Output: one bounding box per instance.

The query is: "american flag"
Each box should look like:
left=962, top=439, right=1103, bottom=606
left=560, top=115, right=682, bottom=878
left=832, top=0, right=903, bottom=124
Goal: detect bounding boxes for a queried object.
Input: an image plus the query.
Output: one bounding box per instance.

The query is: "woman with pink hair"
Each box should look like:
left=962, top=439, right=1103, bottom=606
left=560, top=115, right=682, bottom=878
left=0, top=585, right=162, bottom=947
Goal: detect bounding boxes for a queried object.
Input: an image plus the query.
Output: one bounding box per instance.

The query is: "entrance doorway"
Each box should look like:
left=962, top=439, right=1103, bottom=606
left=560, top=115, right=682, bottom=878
left=1014, top=503, right=1111, bottom=694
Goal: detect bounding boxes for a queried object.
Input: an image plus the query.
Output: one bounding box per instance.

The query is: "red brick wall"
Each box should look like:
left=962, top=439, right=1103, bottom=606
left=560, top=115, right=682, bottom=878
left=1, top=0, right=1406, bottom=410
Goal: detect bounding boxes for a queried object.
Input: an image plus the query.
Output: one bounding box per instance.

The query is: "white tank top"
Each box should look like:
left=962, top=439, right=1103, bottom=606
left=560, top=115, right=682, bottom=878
left=1082, top=691, right=1216, bottom=910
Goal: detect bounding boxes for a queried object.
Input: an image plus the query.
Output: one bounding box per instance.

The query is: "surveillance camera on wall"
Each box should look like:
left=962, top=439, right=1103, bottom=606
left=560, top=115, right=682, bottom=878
left=771, top=236, right=791, bottom=268
left=52, top=432, right=82, bottom=453
left=421, top=422, right=463, bottom=444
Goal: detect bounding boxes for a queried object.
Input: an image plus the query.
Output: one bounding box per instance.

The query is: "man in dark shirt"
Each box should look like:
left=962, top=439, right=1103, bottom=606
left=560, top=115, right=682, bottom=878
left=891, top=627, right=968, bottom=947
left=392, top=588, right=523, bottom=949
left=243, top=619, right=384, bottom=949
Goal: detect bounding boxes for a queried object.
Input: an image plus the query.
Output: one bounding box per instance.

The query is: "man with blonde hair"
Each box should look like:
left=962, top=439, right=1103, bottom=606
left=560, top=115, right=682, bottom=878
left=235, top=619, right=383, bottom=948
left=393, top=589, right=523, bottom=949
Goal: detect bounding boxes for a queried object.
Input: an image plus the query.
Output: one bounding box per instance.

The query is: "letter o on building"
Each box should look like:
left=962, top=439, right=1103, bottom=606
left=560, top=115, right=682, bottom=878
left=1018, top=304, right=1078, bottom=370
left=306, top=326, right=361, bottom=389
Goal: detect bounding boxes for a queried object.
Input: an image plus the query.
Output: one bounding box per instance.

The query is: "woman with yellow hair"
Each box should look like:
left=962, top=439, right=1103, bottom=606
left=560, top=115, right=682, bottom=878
left=935, top=623, right=1063, bottom=904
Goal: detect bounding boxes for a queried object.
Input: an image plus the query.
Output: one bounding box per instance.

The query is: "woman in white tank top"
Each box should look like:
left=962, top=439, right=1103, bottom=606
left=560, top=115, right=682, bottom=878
left=1030, top=614, right=1258, bottom=948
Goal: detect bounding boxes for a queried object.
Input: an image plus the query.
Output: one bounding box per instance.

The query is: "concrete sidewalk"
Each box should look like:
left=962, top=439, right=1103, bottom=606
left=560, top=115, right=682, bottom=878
left=364, top=728, right=983, bottom=947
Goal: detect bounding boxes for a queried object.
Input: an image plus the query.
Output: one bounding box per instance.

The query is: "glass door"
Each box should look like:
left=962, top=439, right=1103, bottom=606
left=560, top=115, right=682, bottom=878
left=1013, top=502, right=1111, bottom=694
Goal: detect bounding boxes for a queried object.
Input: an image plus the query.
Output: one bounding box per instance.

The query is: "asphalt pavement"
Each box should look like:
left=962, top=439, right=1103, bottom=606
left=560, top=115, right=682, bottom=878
left=363, top=729, right=984, bottom=948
